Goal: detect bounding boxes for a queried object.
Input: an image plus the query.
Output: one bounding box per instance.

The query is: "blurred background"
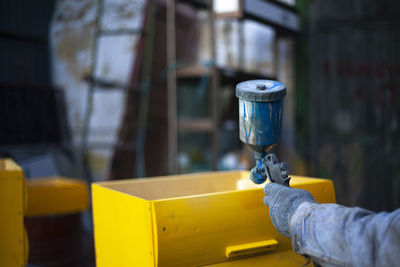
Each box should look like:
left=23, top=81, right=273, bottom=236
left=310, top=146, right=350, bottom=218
left=1, top=0, right=400, bottom=266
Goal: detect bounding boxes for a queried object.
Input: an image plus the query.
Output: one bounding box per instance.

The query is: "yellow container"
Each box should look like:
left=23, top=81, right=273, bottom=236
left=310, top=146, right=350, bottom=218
left=92, top=171, right=335, bottom=267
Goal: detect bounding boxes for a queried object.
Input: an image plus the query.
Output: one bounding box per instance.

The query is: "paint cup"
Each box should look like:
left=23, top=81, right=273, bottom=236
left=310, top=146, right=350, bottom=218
left=236, top=80, right=286, bottom=153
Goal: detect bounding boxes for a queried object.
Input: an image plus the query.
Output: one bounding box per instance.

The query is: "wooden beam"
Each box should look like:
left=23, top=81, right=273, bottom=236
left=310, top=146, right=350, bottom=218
left=176, top=65, right=209, bottom=77
left=178, top=119, right=214, bottom=132
left=167, top=0, right=178, bottom=174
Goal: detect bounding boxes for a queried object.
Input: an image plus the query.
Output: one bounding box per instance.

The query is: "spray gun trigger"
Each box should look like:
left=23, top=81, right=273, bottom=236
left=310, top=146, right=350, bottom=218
left=279, top=162, right=289, bottom=178
left=260, top=153, right=291, bottom=187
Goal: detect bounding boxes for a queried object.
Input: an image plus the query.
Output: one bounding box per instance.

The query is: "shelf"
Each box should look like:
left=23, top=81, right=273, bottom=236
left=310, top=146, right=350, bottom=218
left=176, top=64, right=276, bottom=81
left=176, top=65, right=210, bottom=77
left=180, top=0, right=298, bottom=35
left=178, top=0, right=209, bottom=9
left=171, top=0, right=295, bottom=173
left=178, top=119, right=214, bottom=132
left=219, top=68, right=276, bottom=82
left=214, top=0, right=299, bottom=36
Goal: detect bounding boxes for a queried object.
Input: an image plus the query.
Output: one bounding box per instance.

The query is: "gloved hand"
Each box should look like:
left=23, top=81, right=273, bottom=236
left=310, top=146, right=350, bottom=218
left=264, top=183, right=316, bottom=237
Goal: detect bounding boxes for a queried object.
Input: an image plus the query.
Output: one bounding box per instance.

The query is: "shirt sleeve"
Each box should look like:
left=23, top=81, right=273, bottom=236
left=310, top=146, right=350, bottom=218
left=289, top=202, right=400, bottom=267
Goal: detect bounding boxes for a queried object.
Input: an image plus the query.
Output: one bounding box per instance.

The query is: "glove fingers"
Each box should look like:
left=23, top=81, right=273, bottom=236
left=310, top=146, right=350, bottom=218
left=264, top=183, right=288, bottom=213
left=264, top=182, right=272, bottom=195
left=264, top=182, right=282, bottom=195
left=263, top=182, right=316, bottom=238
left=263, top=196, right=269, bottom=207
left=264, top=183, right=288, bottom=205
left=264, top=183, right=277, bottom=207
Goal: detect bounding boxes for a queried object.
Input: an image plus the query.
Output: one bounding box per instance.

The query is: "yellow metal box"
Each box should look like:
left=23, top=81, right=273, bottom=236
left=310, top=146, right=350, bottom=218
left=92, top=171, right=335, bottom=266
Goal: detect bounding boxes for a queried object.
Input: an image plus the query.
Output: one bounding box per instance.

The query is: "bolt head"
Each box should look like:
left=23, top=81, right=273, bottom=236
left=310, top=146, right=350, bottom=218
left=279, top=162, right=288, bottom=170
left=256, top=84, right=267, bottom=90
left=281, top=170, right=289, bottom=177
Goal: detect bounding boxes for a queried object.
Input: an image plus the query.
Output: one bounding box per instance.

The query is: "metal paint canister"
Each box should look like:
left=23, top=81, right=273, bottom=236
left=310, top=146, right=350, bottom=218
left=236, top=80, right=286, bottom=153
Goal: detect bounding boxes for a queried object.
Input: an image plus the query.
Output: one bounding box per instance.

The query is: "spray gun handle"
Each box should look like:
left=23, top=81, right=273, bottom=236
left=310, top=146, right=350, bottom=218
left=264, top=153, right=291, bottom=187
left=249, top=153, right=291, bottom=186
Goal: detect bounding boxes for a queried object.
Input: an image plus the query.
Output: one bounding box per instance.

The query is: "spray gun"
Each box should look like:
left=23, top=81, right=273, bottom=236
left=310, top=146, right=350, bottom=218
left=236, top=80, right=290, bottom=186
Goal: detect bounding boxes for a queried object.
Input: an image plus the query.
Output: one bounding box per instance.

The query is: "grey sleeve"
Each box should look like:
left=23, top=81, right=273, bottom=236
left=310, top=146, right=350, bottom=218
left=289, top=202, right=400, bottom=267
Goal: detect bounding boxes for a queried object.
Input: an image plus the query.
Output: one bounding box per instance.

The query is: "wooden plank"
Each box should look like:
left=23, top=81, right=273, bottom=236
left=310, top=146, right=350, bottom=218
left=214, top=11, right=242, bottom=19
left=176, top=64, right=275, bottom=80
left=167, top=0, right=178, bottom=174
left=178, top=119, right=214, bottom=131
left=210, top=67, right=219, bottom=170
left=209, top=0, right=219, bottom=171
left=176, top=65, right=209, bottom=77
left=179, top=0, right=209, bottom=9
left=213, top=0, right=299, bottom=35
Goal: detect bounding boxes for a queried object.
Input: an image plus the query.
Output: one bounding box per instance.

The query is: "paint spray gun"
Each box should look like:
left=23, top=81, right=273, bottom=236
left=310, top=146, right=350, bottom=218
left=236, top=80, right=290, bottom=186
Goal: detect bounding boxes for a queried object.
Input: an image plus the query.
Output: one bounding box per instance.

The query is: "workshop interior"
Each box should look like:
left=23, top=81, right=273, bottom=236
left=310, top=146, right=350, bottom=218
left=1, top=0, right=400, bottom=266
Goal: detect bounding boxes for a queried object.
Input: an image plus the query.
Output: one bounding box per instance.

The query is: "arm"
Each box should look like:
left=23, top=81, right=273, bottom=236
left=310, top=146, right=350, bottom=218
left=264, top=183, right=400, bottom=267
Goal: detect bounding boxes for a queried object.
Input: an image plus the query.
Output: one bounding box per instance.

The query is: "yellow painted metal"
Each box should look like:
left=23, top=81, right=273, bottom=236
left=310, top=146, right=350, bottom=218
left=225, top=239, right=279, bottom=259
left=0, top=159, right=28, bottom=267
left=26, top=176, right=89, bottom=217
left=92, top=171, right=336, bottom=267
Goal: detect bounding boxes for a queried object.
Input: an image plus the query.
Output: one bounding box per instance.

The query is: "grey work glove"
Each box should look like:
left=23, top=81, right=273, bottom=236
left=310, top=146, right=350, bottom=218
left=264, top=183, right=316, bottom=238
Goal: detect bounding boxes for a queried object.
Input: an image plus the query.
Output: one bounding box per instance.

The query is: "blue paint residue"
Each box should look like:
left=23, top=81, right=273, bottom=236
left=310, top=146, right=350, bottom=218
left=240, top=96, right=284, bottom=153
left=250, top=101, right=283, bottom=147
left=268, top=81, right=281, bottom=90
left=247, top=102, right=255, bottom=143
left=243, top=101, right=249, bottom=143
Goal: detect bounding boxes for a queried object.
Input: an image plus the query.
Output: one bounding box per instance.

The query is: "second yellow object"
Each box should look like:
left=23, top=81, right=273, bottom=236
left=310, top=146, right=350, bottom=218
left=26, top=176, right=89, bottom=217
left=0, top=159, right=28, bottom=267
